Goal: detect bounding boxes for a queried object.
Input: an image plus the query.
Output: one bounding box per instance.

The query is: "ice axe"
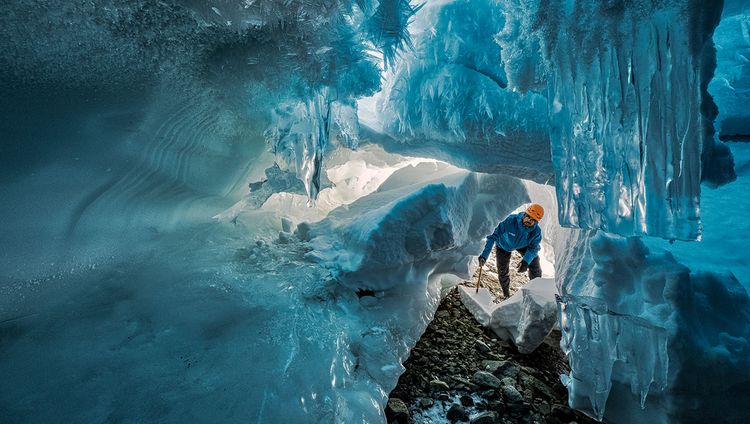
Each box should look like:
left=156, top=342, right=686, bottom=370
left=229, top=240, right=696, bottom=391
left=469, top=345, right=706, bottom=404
left=475, top=262, right=484, bottom=294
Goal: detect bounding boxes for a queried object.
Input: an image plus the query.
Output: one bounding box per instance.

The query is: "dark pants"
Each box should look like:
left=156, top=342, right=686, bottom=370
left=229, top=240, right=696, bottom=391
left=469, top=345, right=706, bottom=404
left=495, top=247, right=542, bottom=298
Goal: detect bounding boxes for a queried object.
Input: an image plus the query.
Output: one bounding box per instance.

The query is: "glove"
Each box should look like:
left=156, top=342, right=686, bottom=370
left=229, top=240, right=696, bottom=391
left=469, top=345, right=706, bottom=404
left=478, top=256, right=486, bottom=267
left=517, top=260, right=529, bottom=273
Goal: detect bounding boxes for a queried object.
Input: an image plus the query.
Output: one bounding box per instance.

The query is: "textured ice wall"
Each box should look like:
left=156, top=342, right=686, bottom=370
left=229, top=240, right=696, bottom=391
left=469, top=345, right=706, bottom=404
left=371, top=0, right=553, bottom=183
left=493, top=1, right=747, bottom=422
left=710, top=1, right=750, bottom=138
left=0, top=0, right=424, bottom=277
left=498, top=0, right=733, bottom=241
left=307, top=170, right=533, bottom=291
left=556, top=231, right=750, bottom=423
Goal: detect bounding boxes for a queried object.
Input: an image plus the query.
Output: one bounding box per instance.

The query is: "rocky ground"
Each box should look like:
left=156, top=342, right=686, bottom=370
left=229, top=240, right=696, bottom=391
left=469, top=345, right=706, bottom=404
left=386, top=251, right=599, bottom=424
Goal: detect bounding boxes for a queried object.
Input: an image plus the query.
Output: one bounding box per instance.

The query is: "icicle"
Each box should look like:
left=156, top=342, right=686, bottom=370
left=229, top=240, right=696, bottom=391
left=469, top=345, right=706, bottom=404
left=265, top=88, right=332, bottom=206
left=364, top=0, right=422, bottom=68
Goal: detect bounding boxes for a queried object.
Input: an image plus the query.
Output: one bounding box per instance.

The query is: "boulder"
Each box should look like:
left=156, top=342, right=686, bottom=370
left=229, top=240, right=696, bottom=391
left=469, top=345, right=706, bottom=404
left=472, top=371, right=502, bottom=388
left=502, top=384, right=524, bottom=404
left=447, top=403, right=470, bottom=422
left=385, top=398, right=409, bottom=424
left=470, top=411, right=498, bottom=424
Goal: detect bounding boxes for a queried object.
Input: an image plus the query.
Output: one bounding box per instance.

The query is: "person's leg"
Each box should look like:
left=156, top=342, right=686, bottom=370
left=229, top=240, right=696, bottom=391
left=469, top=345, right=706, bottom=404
left=517, top=248, right=542, bottom=280
left=528, top=256, right=542, bottom=279
left=495, top=248, right=512, bottom=298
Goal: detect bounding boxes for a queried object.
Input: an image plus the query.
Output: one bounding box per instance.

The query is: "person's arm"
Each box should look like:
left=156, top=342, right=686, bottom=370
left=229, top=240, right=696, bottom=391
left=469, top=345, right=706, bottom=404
left=480, top=227, right=498, bottom=260
left=480, top=215, right=512, bottom=260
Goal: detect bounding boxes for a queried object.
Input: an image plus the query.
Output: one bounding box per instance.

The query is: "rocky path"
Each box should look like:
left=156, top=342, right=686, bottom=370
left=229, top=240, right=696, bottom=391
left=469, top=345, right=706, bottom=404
left=387, top=253, right=599, bottom=424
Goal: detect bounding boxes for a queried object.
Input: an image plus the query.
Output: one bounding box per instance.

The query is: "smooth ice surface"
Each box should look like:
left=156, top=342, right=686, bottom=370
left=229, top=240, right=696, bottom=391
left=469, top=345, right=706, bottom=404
left=645, top=142, right=750, bottom=288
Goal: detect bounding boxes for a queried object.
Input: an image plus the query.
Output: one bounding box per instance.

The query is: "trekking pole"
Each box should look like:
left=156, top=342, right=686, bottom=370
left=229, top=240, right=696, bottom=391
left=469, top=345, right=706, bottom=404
left=476, top=264, right=483, bottom=294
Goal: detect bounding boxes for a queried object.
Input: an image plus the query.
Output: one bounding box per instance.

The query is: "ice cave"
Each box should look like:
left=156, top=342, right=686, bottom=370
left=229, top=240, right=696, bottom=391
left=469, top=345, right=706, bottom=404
left=1, top=1, right=748, bottom=423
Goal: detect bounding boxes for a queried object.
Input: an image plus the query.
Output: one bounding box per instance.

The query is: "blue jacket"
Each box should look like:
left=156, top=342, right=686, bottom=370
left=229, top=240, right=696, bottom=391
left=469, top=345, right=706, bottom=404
left=480, top=212, right=542, bottom=264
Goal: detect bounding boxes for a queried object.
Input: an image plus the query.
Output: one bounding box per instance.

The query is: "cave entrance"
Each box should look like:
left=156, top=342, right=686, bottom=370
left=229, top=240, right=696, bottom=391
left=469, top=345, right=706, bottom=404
left=466, top=195, right=557, bottom=304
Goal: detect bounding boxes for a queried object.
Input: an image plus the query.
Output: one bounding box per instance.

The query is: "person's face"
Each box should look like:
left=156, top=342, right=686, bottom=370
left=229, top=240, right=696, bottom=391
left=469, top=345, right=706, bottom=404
left=522, top=213, right=537, bottom=228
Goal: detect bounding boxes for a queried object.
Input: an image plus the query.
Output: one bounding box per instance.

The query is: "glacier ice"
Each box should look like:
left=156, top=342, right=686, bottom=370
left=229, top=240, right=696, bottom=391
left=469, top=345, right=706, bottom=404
left=710, top=1, right=750, bottom=138
left=2, top=0, right=750, bottom=423
left=460, top=277, right=560, bottom=355
left=497, top=0, right=734, bottom=240
left=556, top=225, right=750, bottom=423
left=369, top=0, right=553, bottom=183
left=491, top=1, right=749, bottom=422
left=489, top=277, right=559, bottom=355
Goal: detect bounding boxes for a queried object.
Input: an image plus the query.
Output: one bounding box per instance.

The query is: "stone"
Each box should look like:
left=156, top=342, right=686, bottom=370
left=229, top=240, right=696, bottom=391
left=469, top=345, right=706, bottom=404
left=385, top=398, right=409, bottom=424
left=481, top=360, right=504, bottom=373
left=502, top=385, right=524, bottom=404
left=447, top=403, right=470, bottom=422
left=479, top=389, right=496, bottom=399
left=437, top=393, right=451, bottom=401
left=472, top=371, right=502, bottom=388
left=452, top=376, right=479, bottom=391
left=484, top=361, right=520, bottom=379
left=507, top=401, right=531, bottom=414
left=278, top=231, right=292, bottom=244
left=500, top=377, right=516, bottom=387
left=430, top=379, right=450, bottom=391
left=470, top=411, right=499, bottom=424
left=419, top=398, right=434, bottom=408
left=533, top=400, right=551, bottom=415
left=551, top=404, right=578, bottom=422
left=521, top=375, right=557, bottom=400
left=460, top=395, right=475, bottom=407
left=481, top=351, right=503, bottom=361
left=487, top=400, right=504, bottom=410
left=475, top=340, right=491, bottom=353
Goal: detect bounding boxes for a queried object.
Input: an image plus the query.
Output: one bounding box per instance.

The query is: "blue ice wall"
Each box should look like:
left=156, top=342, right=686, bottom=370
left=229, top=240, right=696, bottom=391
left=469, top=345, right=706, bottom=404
left=373, top=0, right=553, bottom=183
left=498, top=0, right=734, bottom=241
left=710, top=0, right=750, bottom=138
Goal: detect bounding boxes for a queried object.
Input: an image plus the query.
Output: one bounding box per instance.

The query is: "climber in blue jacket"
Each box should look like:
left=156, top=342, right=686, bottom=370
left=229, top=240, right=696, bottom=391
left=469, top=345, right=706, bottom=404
left=478, top=204, right=544, bottom=299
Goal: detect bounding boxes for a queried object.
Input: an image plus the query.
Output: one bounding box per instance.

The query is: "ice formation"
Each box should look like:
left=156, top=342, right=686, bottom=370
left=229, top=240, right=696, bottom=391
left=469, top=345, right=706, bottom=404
left=497, top=0, right=734, bottom=240
left=2, top=0, right=750, bottom=423
left=490, top=278, right=558, bottom=354
left=556, top=222, right=750, bottom=423
left=459, top=278, right=559, bottom=355
left=370, top=0, right=553, bottom=183
left=710, top=1, right=750, bottom=138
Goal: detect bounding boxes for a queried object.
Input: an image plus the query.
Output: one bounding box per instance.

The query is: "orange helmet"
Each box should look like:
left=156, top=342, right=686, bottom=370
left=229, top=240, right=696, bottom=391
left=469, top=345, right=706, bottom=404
left=526, top=203, right=544, bottom=221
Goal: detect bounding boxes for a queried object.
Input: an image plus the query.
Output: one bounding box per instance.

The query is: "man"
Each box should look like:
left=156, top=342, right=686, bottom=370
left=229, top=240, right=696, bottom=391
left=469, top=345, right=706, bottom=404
left=478, top=204, right=544, bottom=299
